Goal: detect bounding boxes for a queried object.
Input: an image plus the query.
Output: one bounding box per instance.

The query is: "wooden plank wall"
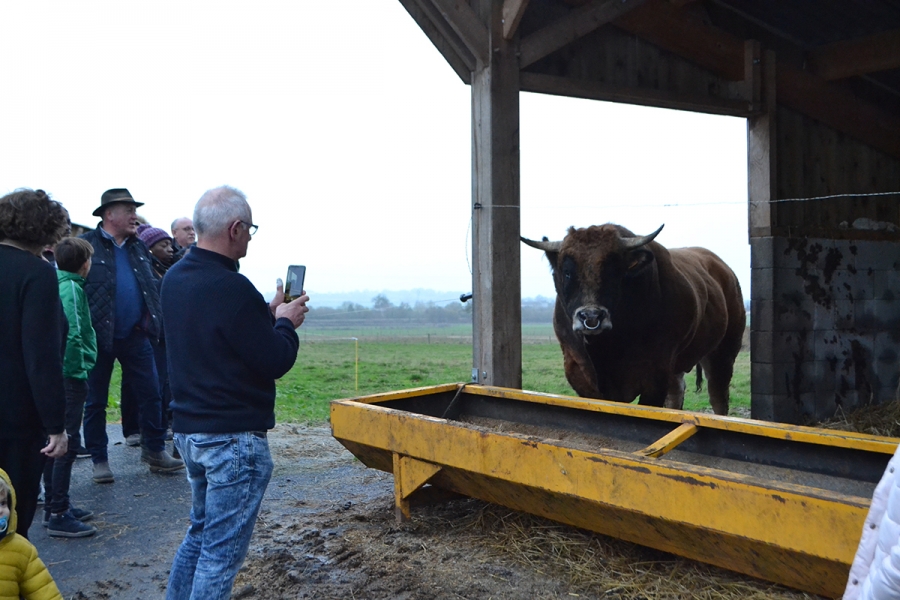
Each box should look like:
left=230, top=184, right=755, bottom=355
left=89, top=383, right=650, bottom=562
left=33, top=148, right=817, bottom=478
left=753, top=107, right=900, bottom=423
left=775, top=107, right=900, bottom=239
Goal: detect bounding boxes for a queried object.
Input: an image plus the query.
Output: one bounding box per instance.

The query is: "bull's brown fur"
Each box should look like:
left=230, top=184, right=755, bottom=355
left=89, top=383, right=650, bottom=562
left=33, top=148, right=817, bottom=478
left=524, top=223, right=745, bottom=415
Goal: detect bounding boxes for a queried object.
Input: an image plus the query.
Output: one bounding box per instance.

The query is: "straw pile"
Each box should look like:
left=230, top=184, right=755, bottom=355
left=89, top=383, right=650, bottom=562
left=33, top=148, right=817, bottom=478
left=818, top=400, right=900, bottom=438
left=419, top=499, right=818, bottom=600
left=437, top=402, right=900, bottom=598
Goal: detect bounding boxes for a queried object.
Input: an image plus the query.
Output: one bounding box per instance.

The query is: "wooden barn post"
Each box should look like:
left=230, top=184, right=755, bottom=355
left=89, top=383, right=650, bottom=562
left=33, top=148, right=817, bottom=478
left=471, top=0, right=522, bottom=388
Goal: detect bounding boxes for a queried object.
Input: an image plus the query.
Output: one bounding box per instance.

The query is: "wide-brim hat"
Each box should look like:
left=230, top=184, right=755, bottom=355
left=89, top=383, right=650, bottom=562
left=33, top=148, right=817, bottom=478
left=93, top=188, right=144, bottom=217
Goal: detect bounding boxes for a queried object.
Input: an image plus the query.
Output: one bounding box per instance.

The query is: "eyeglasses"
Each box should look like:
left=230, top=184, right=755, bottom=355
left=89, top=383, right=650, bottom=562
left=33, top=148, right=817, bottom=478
left=239, top=221, right=258, bottom=237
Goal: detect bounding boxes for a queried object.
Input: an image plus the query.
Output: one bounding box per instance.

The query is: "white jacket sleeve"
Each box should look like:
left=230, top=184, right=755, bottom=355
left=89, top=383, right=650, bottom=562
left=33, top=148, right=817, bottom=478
left=847, top=446, right=900, bottom=600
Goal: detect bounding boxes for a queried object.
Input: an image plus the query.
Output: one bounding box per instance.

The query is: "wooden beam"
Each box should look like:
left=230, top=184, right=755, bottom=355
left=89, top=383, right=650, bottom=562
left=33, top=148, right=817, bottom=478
left=520, top=0, right=650, bottom=68
left=748, top=48, right=776, bottom=239
left=615, top=0, right=745, bottom=80
left=520, top=72, right=757, bottom=116
left=777, top=62, right=900, bottom=159
left=501, top=0, right=529, bottom=40
left=399, top=0, right=474, bottom=83
left=614, top=0, right=900, bottom=160
left=471, top=0, right=522, bottom=389
left=807, top=28, right=900, bottom=80
left=429, top=0, right=489, bottom=65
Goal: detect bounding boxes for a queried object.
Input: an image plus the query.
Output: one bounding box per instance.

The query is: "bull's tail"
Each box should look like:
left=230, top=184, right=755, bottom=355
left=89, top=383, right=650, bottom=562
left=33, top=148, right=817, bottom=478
left=695, top=364, right=704, bottom=393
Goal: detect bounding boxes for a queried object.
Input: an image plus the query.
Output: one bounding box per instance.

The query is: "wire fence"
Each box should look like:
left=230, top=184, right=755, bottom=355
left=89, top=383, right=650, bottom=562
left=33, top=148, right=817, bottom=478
left=296, top=322, right=557, bottom=344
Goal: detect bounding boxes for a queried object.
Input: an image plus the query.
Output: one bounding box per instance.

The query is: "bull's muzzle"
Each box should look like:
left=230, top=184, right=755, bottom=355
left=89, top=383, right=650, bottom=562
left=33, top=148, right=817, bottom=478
left=573, top=306, right=612, bottom=334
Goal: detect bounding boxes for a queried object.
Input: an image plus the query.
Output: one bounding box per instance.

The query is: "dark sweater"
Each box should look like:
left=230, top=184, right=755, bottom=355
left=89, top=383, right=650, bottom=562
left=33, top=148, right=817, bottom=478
left=161, top=247, right=299, bottom=434
left=0, top=245, right=67, bottom=438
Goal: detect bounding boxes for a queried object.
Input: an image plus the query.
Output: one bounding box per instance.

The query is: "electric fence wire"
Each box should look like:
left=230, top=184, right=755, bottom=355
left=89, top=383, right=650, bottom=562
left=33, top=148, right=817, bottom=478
left=465, top=189, right=900, bottom=273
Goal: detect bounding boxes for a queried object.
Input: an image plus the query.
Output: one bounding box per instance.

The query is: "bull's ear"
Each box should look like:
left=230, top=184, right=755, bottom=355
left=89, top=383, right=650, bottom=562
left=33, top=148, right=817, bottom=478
left=624, top=249, right=654, bottom=278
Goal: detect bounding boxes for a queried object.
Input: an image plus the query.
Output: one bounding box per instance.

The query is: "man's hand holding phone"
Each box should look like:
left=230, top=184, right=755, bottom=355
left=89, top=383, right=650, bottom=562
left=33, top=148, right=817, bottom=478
left=276, top=289, right=309, bottom=328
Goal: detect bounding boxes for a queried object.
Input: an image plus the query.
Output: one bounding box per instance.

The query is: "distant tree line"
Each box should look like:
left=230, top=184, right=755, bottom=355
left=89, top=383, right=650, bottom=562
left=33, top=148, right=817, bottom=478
left=308, top=294, right=555, bottom=325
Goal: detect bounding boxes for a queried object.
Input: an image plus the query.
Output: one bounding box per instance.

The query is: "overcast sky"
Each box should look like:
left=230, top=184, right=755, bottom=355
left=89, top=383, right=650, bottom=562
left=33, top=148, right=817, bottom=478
left=1, top=1, right=749, bottom=303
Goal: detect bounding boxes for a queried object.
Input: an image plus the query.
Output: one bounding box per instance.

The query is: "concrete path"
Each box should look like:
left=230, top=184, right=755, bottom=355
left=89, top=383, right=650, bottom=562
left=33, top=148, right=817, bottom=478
left=28, top=426, right=190, bottom=599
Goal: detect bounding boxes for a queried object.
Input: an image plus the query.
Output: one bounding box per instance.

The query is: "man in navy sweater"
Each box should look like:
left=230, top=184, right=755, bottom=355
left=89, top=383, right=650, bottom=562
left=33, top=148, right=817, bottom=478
left=161, top=185, right=309, bottom=600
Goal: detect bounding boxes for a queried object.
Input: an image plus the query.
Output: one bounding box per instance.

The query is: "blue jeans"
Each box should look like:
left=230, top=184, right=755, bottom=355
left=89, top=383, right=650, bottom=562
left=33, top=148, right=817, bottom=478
left=167, top=431, right=273, bottom=600
left=84, top=329, right=166, bottom=461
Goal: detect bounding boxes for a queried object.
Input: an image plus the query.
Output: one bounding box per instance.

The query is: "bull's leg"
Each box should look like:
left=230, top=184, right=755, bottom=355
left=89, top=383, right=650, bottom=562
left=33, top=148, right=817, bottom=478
left=561, top=348, right=601, bottom=398
left=700, top=355, right=733, bottom=416
left=664, top=374, right=686, bottom=410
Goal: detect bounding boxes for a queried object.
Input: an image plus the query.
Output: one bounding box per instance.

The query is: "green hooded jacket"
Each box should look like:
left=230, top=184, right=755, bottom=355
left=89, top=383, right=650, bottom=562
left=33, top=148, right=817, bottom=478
left=57, top=269, right=97, bottom=380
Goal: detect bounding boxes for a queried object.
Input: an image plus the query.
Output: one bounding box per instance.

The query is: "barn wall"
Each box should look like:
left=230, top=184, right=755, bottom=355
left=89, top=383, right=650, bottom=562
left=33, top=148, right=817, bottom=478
left=751, top=107, right=900, bottom=423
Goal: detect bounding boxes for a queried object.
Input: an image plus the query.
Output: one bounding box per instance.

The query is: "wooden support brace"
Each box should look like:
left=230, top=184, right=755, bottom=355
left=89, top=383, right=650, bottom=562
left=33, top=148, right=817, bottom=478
left=501, top=0, right=529, bottom=40
left=393, top=453, right=443, bottom=521
left=636, top=423, right=698, bottom=458
left=520, top=0, right=650, bottom=68
left=429, top=0, right=489, bottom=65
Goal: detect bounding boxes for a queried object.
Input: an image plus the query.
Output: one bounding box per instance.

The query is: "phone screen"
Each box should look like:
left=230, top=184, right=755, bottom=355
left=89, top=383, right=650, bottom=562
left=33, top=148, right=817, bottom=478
left=284, top=265, right=306, bottom=302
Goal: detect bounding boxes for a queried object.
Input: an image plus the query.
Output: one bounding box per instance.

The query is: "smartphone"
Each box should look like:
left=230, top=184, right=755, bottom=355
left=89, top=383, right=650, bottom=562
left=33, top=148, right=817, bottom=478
left=284, top=265, right=306, bottom=303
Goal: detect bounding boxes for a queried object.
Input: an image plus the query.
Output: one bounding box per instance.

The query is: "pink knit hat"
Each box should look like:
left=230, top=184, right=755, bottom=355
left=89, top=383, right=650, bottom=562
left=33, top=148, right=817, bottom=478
left=138, top=226, right=172, bottom=249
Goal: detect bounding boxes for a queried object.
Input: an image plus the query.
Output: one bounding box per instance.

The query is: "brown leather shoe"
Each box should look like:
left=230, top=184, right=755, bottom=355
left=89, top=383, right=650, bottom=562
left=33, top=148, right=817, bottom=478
left=141, top=449, right=185, bottom=473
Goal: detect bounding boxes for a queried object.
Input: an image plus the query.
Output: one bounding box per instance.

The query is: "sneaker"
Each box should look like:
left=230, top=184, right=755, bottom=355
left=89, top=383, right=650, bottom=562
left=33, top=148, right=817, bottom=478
left=171, top=443, right=181, bottom=460
left=125, top=433, right=141, bottom=447
left=69, top=506, right=94, bottom=522
left=74, top=445, right=91, bottom=459
left=92, top=461, right=114, bottom=483
left=141, top=449, right=185, bottom=473
left=47, top=511, right=97, bottom=538
left=43, top=506, right=93, bottom=526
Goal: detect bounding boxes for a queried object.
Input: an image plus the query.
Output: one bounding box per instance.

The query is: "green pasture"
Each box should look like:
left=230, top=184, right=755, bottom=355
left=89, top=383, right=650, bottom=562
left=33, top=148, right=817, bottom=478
left=107, top=323, right=750, bottom=423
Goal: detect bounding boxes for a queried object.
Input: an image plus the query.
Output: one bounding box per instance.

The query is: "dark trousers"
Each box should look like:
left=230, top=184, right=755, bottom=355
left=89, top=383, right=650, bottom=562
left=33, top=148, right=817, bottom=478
left=121, top=336, right=170, bottom=437
left=43, top=378, right=88, bottom=515
left=0, top=436, right=47, bottom=537
left=85, top=329, right=166, bottom=461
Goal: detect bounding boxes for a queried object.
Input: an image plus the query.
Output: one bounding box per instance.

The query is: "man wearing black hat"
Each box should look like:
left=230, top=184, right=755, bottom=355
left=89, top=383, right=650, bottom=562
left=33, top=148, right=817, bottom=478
left=79, top=189, right=183, bottom=482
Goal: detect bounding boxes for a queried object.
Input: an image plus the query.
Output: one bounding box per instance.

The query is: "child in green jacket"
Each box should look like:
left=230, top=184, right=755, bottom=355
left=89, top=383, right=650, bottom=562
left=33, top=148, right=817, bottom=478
left=41, top=238, right=97, bottom=538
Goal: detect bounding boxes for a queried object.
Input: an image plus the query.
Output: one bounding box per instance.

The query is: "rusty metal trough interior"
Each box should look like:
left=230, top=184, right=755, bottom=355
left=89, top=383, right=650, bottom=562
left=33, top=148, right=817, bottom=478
left=331, top=383, right=898, bottom=598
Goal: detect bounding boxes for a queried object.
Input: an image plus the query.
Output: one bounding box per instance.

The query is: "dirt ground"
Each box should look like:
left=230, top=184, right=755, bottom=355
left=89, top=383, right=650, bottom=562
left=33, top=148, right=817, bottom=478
left=34, top=423, right=821, bottom=600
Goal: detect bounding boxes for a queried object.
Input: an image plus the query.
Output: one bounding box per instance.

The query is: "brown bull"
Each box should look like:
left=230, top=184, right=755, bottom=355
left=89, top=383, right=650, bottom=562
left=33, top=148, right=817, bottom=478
left=522, top=223, right=745, bottom=415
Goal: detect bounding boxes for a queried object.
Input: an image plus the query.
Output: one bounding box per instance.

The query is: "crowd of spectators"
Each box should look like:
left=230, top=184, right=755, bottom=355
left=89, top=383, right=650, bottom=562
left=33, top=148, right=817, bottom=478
left=0, top=185, right=307, bottom=599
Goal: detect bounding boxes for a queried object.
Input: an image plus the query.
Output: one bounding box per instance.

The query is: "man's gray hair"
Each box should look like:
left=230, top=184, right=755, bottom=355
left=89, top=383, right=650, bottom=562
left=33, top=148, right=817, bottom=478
left=193, top=186, right=251, bottom=237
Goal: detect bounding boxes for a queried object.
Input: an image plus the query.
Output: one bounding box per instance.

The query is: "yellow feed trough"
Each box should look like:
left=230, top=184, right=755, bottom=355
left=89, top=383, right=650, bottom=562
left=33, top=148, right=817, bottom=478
left=330, top=384, right=898, bottom=598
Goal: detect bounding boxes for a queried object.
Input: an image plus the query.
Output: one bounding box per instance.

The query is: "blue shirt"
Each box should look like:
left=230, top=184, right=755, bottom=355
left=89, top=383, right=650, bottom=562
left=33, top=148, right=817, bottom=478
left=99, top=227, right=145, bottom=338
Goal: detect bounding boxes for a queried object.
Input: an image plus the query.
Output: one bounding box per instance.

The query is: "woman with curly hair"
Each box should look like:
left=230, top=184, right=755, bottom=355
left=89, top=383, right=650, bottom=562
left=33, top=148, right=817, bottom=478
left=0, top=188, right=70, bottom=537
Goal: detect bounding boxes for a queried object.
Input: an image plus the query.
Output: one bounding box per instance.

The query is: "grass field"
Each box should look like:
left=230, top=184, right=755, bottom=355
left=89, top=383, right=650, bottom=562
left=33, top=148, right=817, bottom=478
left=106, top=323, right=751, bottom=423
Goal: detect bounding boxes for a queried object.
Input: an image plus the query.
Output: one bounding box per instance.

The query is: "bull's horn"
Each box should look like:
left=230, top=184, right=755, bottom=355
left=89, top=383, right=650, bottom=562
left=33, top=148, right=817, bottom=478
left=521, top=236, right=562, bottom=252
left=619, top=224, right=664, bottom=250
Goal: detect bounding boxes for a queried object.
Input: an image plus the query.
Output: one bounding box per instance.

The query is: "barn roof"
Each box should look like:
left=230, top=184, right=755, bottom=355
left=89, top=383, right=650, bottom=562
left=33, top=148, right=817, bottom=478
left=404, top=0, right=900, bottom=159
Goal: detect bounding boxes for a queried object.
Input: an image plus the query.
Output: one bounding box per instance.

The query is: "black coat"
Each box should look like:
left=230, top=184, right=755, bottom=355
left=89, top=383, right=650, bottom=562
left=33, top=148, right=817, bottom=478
left=0, top=246, right=67, bottom=438
left=80, top=227, right=163, bottom=352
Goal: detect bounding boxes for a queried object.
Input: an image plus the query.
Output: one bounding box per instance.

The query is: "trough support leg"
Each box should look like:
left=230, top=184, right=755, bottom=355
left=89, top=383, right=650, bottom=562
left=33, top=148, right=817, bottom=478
left=392, top=453, right=442, bottom=522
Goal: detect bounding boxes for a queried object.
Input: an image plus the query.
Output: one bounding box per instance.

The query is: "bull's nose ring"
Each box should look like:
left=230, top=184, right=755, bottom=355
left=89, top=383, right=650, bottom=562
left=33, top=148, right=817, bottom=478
left=584, top=320, right=601, bottom=330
